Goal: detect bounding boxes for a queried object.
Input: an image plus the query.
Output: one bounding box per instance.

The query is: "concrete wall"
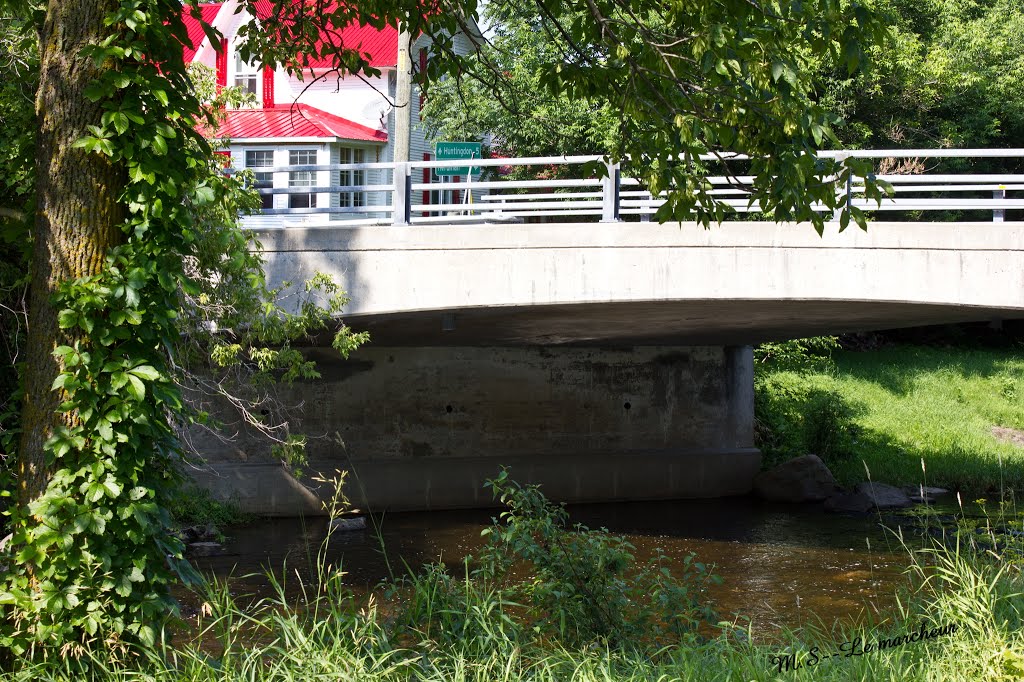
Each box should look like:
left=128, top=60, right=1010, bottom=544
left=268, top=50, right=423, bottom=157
left=253, top=222, right=1024, bottom=345
left=190, top=345, right=759, bottom=515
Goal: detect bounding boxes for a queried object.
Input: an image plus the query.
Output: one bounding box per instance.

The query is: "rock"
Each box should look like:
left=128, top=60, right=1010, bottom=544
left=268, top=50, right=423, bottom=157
left=187, top=541, right=224, bottom=557
left=754, top=455, right=838, bottom=503
left=329, top=516, right=367, bottom=532
left=178, top=525, right=220, bottom=544
left=905, top=483, right=950, bottom=499
left=854, top=482, right=913, bottom=509
left=824, top=490, right=873, bottom=514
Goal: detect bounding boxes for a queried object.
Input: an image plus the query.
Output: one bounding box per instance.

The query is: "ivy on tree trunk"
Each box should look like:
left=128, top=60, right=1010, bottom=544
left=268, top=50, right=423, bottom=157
left=19, top=0, right=126, bottom=505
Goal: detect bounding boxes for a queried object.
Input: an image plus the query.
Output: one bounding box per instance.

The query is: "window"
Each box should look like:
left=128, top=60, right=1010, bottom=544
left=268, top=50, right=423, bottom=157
left=234, top=52, right=258, bottom=95
left=245, top=149, right=274, bottom=210
left=289, top=149, right=318, bottom=209
left=338, top=148, right=365, bottom=208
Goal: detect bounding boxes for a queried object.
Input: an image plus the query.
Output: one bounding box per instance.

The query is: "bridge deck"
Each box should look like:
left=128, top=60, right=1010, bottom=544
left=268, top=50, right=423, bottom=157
left=257, top=221, right=1024, bottom=345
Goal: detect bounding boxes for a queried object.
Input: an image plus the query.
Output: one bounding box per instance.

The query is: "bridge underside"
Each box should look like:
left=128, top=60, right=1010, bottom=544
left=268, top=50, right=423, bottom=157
left=343, top=299, right=1022, bottom=347
left=188, top=221, right=1023, bottom=514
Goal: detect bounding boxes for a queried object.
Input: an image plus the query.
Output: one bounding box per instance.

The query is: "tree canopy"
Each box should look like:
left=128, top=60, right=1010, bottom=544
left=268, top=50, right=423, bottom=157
left=430, top=0, right=1024, bottom=157
left=821, top=0, right=1024, bottom=149
left=422, top=0, right=887, bottom=227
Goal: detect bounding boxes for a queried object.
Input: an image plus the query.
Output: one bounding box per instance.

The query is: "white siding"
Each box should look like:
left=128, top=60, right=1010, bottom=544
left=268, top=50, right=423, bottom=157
left=206, top=9, right=486, bottom=225
left=276, top=70, right=391, bottom=133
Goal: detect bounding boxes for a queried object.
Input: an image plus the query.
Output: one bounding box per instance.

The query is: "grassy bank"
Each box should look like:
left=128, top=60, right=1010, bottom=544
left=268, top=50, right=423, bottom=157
left=4, top=481, right=1024, bottom=681
left=756, top=345, right=1024, bottom=494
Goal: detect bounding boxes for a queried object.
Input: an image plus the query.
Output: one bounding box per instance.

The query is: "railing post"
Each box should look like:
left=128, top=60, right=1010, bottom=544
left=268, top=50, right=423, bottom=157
left=993, top=188, right=1006, bottom=223
left=601, top=161, right=622, bottom=223
left=392, top=162, right=411, bottom=226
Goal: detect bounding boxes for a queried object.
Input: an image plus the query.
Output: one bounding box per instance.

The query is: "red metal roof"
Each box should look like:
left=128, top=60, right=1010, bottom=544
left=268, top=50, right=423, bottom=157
left=180, top=2, right=400, bottom=68
left=252, top=0, right=398, bottom=67
left=182, top=3, right=223, bottom=63
left=204, top=104, right=387, bottom=141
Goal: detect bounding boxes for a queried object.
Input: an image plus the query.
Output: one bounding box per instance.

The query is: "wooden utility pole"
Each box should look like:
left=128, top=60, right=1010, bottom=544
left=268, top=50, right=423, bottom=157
left=393, top=22, right=412, bottom=163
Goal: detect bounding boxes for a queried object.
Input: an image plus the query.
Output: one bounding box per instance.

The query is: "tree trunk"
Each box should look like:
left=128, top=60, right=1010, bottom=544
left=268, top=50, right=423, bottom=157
left=17, top=0, right=124, bottom=504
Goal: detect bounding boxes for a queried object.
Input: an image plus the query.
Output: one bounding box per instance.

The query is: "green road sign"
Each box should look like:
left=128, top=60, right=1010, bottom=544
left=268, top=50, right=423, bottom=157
left=434, top=141, right=482, bottom=176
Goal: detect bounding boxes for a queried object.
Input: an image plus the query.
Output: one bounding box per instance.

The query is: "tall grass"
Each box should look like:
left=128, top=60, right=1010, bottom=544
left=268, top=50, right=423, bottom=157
left=5, top=475, right=1024, bottom=681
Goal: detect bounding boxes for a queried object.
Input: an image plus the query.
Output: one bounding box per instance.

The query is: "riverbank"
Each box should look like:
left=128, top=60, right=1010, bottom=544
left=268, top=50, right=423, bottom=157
left=5, top=483, right=1024, bottom=681
left=755, top=344, right=1024, bottom=495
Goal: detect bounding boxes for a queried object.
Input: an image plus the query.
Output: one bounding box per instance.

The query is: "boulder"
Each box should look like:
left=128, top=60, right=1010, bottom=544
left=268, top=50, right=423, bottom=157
left=824, top=490, right=873, bottom=514
left=329, top=516, right=367, bottom=532
left=854, top=482, right=913, bottom=509
left=902, top=485, right=950, bottom=503
left=187, top=541, right=224, bottom=557
left=754, top=455, right=838, bottom=503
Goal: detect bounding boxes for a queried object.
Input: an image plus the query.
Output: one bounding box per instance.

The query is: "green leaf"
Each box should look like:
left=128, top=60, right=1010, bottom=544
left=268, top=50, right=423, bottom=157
left=129, top=365, right=161, bottom=381
left=111, top=112, right=129, bottom=135
left=193, top=185, right=216, bottom=205
left=151, top=134, right=168, bottom=156
left=126, top=374, right=145, bottom=401
left=57, top=310, right=78, bottom=329
left=103, top=476, right=122, bottom=499
left=771, top=60, right=785, bottom=82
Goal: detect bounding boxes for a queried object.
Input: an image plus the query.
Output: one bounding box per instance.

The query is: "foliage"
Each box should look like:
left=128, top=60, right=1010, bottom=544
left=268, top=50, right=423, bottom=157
left=424, top=2, right=620, bottom=162
left=819, top=0, right=1024, bottom=150
left=755, top=371, right=860, bottom=466
left=0, top=13, right=35, bottom=481
left=0, top=15, right=36, bottom=221
left=422, top=0, right=890, bottom=230
left=0, top=0, right=367, bottom=661
left=386, top=470, right=721, bottom=649
left=754, top=335, right=841, bottom=373
left=166, top=486, right=251, bottom=530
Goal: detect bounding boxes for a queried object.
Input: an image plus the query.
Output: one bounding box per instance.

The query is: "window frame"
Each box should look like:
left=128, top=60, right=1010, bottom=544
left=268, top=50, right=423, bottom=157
left=288, top=148, right=319, bottom=210
left=233, top=49, right=259, bottom=97
left=244, top=148, right=275, bottom=210
left=338, top=147, right=366, bottom=209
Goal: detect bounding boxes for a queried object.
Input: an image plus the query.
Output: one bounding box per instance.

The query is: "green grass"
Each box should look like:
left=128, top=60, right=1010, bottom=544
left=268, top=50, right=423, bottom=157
left=4, top=472, right=1024, bottom=681
left=757, top=345, right=1024, bottom=494
left=4, top=537, right=1024, bottom=681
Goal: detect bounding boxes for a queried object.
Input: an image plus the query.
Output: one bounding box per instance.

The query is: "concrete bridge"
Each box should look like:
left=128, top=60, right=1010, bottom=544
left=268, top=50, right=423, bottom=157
left=191, top=151, right=1024, bottom=515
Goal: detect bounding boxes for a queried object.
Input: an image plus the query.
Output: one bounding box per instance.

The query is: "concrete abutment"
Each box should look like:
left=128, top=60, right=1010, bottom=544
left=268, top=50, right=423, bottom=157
left=190, top=344, right=761, bottom=514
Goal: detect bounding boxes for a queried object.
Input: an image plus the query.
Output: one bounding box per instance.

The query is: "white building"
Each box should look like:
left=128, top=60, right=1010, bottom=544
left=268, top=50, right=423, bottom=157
left=183, top=1, right=479, bottom=226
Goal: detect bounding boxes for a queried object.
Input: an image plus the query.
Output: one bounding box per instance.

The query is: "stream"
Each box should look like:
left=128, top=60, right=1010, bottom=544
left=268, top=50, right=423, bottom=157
left=182, top=495, right=928, bottom=633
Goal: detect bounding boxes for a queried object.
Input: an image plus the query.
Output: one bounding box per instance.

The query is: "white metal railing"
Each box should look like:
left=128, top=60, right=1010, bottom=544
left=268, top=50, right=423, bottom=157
left=233, top=149, right=1024, bottom=226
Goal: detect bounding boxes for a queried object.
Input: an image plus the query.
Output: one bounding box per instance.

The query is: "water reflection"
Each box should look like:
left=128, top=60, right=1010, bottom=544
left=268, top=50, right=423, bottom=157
left=186, top=496, right=917, bottom=632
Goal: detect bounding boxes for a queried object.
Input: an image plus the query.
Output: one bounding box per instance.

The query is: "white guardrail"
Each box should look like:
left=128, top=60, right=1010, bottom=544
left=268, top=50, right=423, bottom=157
left=239, top=149, right=1024, bottom=226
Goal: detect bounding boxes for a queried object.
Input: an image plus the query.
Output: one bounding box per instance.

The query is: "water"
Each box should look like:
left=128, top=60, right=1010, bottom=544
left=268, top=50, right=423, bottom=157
left=182, top=496, right=920, bottom=633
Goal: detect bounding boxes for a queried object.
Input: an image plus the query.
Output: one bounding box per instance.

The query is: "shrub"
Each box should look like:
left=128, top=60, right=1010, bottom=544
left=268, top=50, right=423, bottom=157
left=385, top=471, right=721, bottom=651
left=167, top=485, right=252, bottom=529
left=755, top=372, right=859, bottom=466
left=753, top=336, right=840, bottom=373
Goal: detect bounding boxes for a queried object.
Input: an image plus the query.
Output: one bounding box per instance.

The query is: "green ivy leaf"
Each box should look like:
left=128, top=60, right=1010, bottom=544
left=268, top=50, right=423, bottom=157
left=126, top=374, right=145, bottom=401
left=129, top=365, right=161, bottom=381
